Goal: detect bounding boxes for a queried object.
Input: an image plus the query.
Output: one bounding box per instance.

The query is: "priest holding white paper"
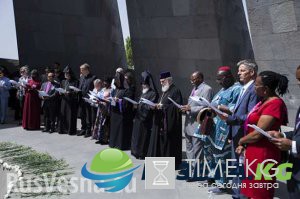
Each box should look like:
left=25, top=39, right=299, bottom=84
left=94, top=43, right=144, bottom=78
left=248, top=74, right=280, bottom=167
left=147, top=71, right=183, bottom=169
left=131, top=71, right=158, bottom=159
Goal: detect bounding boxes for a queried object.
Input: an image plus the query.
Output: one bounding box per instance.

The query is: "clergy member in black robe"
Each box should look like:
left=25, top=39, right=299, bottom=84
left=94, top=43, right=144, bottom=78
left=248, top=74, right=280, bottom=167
left=131, top=71, right=159, bottom=159
left=59, top=66, right=79, bottom=135
left=109, top=72, right=135, bottom=150
left=78, top=63, right=97, bottom=137
left=147, top=71, right=183, bottom=168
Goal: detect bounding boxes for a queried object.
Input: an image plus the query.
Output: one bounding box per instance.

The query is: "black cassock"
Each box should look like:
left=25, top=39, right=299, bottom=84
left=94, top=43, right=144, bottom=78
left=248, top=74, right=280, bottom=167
left=59, top=79, right=79, bottom=135
left=147, top=84, right=183, bottom=167
left=131, top=89, right=158, bottom=159
left=109, top=87, right=135, bottom=150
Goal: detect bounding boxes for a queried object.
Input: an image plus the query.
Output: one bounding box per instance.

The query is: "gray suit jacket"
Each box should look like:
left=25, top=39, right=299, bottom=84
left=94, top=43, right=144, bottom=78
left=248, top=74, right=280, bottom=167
left=286, top=107, right=300, bottom=181
left=184, top=82, right=214, bottom=136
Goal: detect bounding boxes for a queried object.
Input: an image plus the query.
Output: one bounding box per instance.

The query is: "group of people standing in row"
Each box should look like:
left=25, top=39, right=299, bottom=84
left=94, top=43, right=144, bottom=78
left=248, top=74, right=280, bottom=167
left=0, top=60, right=300, bottom=199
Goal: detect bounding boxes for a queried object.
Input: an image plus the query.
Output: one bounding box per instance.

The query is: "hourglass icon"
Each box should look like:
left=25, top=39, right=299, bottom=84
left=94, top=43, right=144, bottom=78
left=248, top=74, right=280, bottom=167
left=153, top=161, right=169, bottom=185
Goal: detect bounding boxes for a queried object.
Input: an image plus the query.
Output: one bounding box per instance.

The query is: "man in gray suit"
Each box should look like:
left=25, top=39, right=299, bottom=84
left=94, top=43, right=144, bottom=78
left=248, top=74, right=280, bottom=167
left=270, top=66, right=300, bottom=199
left=181, top=71, right=213, bottom=180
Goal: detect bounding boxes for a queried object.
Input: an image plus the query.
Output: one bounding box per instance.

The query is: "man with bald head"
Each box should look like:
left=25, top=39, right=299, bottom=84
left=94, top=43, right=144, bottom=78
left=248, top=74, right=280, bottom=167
left=181, top=71, right=213, bottom=181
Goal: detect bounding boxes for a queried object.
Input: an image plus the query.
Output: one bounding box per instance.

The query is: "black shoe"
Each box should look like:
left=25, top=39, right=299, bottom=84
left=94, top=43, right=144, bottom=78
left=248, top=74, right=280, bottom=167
left=49, top=129, right=55, bottom=134
left=77, top=130, right=86, bottom=136
left=101, top=141, right=109, bottom=145
left=42, top=128, right=50, bottom=132
left=95, top=140, right=101, bottom=144
left=84, top=133, right=91, bottom=138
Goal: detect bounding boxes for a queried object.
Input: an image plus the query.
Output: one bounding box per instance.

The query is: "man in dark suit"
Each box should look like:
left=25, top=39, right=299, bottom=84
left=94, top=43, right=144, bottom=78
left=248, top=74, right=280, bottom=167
left=270, top=66, right=300, bottom=199
left=41, top=71, right=60, bottom=133
left=218, top=60, right=259, bottom=198
left=78, top=63, right=97, bottom=137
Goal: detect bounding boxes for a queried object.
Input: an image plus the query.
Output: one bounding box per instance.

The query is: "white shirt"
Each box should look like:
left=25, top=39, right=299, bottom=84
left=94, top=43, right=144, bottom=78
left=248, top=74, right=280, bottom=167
left=241, top=80, right=254, bottom=97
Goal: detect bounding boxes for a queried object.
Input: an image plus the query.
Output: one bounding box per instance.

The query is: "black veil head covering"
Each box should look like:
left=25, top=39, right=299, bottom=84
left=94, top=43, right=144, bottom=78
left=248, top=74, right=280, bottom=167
left=141, top=71, right=158, bottom=93
left=63, top=65, right=75, bottom=79
left=114, top=72, right=125, bottom=89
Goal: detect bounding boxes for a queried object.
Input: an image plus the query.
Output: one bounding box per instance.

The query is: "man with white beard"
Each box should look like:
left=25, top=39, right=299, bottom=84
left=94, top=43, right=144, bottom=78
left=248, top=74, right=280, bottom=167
left=147, top=71, right=183, bottom=169
left=131, top=71, right=159, bottom=159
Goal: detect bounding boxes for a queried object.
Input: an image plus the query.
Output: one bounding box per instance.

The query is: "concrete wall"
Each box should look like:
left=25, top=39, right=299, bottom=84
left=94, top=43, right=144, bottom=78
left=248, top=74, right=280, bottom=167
left=245, top=0, right=300, bottom=126
left=126, top=0, right=253, bottom=100
left=13, top=0, right=126, bottom=77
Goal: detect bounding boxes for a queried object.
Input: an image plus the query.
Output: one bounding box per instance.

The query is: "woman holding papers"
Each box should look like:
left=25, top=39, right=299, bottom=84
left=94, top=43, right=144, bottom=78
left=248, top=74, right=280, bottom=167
left=91, top=79, right=103, bottom=138
left=109, top=72, right=135, bottom=150
left=131, top=71, right=158, bottom=159
left=16, top=66, right=30, bottom=125
left=237, top=71, right=288, bottom=199
left=59, top=66, right=79, bottom=135
left=22, top=70, right=41, bottom=130
left=94, top=77, right=112, bottom=144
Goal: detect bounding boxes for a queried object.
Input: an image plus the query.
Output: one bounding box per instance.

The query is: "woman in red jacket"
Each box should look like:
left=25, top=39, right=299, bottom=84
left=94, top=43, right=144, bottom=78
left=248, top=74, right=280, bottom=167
left=237, top=71, right=289, bottom=199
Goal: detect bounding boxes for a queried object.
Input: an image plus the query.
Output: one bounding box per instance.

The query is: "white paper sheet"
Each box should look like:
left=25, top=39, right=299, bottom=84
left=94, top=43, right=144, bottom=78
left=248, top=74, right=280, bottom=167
left=55, top=88, right=66, bottom=94
left=9, top=80, right=21, bottom=87
left=69, top=86, right=81, bottom=92
left=123, top=97, right=139, bottom=105
left=140, top=97, right=156, bottom=107
left=247, top=124, right=274, bottom=140
left=190, top=96, right=225, bottom=115
left=168, top=97, right=183, bottom=108
left=38, top=91, right=49, bottom=97
left=83, top=97, right=97, bottom=105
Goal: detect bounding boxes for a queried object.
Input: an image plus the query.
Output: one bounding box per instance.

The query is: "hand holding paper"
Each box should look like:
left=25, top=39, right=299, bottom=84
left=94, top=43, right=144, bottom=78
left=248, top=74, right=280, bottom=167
left=38, top=91, right=49, bottom=97
left=69, top=86, right=81, bottom=92
left=123, top=97, right=139, bottom=105
left=190, top=96, right=225, bottom=115
left=247, top=124, right=275, bottom=140
left=55, top=88, right=67, bottom=94
left=168, top=97, right=183, bottom=108
left=10, top=80, right=21, bottom=87
left=140, top=97, right=156, bottom=107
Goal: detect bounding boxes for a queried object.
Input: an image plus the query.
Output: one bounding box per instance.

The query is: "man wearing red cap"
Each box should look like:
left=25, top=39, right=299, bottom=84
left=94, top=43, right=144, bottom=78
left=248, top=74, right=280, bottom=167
left=147, top=71, right=183, bottom=169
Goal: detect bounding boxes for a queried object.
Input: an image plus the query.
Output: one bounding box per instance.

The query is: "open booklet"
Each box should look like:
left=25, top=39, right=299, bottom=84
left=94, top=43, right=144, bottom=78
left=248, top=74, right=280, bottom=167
left=123, top=97, right=139, bottom=105
left=168, top=97, right=183, bottom=108
left=55, top=88, right=67, bottom=94
left=38, top=91, right=49, bottom=97
left=140, top=97, right=156, bottom=107
left=247, top=124, right=275, bottom=140
left=9, top=80, right=22, bottom=87
left=69, top=86, right=81, bottom=92
left=190, top=96, right=225, bottom=115
left=83, top=97, right=98, bottom=107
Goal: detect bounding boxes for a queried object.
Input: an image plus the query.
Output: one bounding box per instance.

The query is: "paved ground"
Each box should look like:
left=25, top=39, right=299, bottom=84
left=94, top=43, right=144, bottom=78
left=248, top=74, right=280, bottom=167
left=0, top=110, right=291, bottom=199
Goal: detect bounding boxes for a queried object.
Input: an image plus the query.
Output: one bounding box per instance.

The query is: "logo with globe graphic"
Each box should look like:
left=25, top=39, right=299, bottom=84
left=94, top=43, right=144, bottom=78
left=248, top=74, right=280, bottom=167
left=81, top=148, right=140, bottom=192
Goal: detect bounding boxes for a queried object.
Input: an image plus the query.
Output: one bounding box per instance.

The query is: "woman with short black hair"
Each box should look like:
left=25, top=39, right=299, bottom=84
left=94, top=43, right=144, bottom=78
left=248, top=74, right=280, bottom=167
left=237, top=71, right=289, bottom=199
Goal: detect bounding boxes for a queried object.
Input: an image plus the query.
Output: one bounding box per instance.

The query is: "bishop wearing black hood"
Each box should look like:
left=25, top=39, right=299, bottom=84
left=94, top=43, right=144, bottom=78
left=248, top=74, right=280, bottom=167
left=59, top=66, right=79, bottom=135
left=109, top=72, right=135, bottom=150
left=131, top=71, right=159, bottom=159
